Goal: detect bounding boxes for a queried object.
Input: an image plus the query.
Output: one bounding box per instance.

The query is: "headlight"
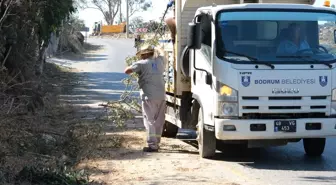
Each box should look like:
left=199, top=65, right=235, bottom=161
left=217, top=82, right=238, bottom=116
left=218, top=102, right=239, bottom=117
left=332, top=89, right=336, bottom=101
left=217, top=83, right=238, bottom=102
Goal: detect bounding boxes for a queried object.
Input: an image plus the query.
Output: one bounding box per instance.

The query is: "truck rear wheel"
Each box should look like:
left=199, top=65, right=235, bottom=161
left=196, top=106, right=216, bottom=158
left=303, top=138, right=325, bottom=157
left=161, top=121, right=179, bottom=138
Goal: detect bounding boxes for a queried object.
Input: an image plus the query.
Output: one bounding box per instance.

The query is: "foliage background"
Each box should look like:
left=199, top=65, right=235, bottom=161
left=0, top=0, right=105, bottom=184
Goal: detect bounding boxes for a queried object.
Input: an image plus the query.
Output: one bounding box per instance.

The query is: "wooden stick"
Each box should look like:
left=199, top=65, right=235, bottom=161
left=0, top=0, right=13, bottom=26
left=1, top=46, right=12, bottom=69
left=6, top=98, right=14, bottom=114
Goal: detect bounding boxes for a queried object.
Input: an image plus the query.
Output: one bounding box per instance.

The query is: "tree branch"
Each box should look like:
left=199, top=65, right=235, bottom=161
left=0, top=0, right=4, bottom=9
left=93, top=2, right=109, bottom=24
left=0, top=0, right=13, bottom=26
left=1, top=46, right=12, bottom=69
left=111, top=2, right=120, bottom=24
left=129, top=9, right=137, bottom=17
left=83, top=6, right=100, bottom=10
left=6, top=98, right=14, bottom=114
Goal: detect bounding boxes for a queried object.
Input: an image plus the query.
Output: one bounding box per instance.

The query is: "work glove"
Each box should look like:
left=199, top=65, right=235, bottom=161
left=167, top=0, right=174, bottom=8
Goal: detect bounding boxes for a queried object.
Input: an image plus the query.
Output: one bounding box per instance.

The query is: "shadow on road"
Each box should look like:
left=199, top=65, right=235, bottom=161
left=300, top=176, right=336, bottom=183
left=178, top=138, right=336, bottom=172
left=60, top=72, right=139, bottom=106
left=142, top=175, right=213, bottom=185
left=49, top=54, right=109, bottom=65
left=84, top=42, right=104, bottom=51
left=48, top=42, right=109, bottom=66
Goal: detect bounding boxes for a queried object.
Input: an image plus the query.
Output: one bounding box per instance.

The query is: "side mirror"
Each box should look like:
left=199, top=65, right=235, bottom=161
left=187, top=22, right=202, bottom=49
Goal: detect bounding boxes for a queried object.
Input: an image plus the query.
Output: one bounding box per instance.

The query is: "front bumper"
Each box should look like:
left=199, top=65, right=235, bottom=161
left=215, top=118, right=336, bottom=140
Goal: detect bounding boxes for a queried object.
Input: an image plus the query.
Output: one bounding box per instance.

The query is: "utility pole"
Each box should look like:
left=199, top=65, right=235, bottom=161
left=126, top=0, right=129, bottom=38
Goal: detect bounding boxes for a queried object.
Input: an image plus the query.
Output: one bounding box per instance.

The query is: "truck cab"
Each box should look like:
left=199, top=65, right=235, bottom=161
left=140, top=0, right=336, bottom=158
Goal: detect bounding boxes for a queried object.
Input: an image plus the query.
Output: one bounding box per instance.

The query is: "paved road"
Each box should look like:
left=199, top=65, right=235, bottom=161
left=49, top=38, right=137, bottom=107
left=50, top=38, right=336, bottom=185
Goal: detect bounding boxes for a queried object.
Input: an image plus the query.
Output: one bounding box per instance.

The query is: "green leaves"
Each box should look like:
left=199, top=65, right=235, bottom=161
left=128, top=0, right=152, bottom=17
left=103, top=37, right=161, bottom=128
left=38, top=0, right=76, bottom=41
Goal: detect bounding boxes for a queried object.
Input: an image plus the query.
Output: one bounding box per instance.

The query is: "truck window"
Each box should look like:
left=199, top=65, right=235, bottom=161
left=256, top=21, right=278, bottom=40
left=198, top=14, right=212, bottom=65
left=216, top=11, right=336, bottom=65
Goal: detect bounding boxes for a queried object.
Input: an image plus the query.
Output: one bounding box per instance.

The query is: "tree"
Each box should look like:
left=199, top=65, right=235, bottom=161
left=146, top=20, right=162, bottom=32
left=129, top=16, right=144, bottom=32
left=0, top=0, right=75, bottom=117
left=0, top=0, right=75, bottom=78
left=331, top=4, right=335, bottom=8
left=79, top=0, right=152, bottom=25
left=67, top=16, right=86, bottom=31
left=128, top=0, right=151, bottom=17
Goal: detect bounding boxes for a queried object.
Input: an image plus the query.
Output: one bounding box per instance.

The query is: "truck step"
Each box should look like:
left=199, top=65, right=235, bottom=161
left=177, top=138, right=197, bottom=141
left=176, top=130, right=197, bottom=140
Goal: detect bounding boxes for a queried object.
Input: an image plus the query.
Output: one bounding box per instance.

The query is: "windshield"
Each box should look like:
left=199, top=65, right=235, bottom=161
left=216, top=10, right=336, bottom=64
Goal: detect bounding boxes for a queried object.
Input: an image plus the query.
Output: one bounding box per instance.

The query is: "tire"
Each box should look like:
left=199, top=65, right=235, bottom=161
left=180, top=46, right=190, bottom=77
left=303, top=138, right=326, bottom=157
left=196, top=106, right=216, bottom=158
left=162, top=121, right=179, bottom=138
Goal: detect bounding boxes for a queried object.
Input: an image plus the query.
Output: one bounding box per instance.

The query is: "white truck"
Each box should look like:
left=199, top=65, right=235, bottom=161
left=139, top=0, right=336, bottom=158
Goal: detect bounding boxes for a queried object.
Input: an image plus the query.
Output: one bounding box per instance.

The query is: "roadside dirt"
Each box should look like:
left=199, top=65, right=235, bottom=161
left=75, top=122, right=243, bottom=185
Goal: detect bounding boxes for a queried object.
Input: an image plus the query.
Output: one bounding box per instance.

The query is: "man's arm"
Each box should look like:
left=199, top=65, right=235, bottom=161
left=155, top=46, right=165, bottom=57
left=155, top=46, right=168, bottom=67
left=124, top=66, right=133, bottom=74
left=124, top=61, right=141, bottom=75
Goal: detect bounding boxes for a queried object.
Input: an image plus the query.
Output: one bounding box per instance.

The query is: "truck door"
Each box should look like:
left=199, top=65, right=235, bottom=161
left=191, top=13, right=214, bottom=125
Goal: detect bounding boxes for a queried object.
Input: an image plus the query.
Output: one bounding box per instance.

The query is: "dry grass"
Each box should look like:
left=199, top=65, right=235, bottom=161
left=0, top=62, right=108, bottom=184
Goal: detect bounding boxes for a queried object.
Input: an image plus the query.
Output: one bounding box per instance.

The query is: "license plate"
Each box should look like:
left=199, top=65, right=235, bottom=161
left=274, top=120, right=297, bottom=132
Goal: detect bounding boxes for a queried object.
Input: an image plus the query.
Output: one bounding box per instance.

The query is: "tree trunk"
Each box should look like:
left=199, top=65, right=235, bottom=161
left=35, top=41, right=48, bottom=76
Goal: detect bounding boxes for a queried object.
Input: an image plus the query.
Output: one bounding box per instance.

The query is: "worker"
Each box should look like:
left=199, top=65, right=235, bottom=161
left=276, top=23, right=311, bottom=55
left=165, top=0, right=176, bottom=44
left=124, top=44, right=167, bottom=152
left=134, top=34, right=141, bottom=49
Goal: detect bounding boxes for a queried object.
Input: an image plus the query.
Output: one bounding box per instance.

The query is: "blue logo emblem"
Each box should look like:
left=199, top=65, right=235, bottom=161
left=319, top=76, right=328, bottom=87
left=152, top=63, right=158, bottom=72
left=241, top=76, right=251, bottom=87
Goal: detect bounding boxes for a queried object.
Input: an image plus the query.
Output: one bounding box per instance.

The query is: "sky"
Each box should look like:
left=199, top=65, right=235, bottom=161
left=76, top=0, right=170, bottom=33
left=76, top=0, right=333, bottom=33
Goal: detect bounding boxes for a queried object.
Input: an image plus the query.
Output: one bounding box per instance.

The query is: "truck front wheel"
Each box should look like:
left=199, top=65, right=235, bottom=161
left=196, top=106, right=216, bottom=158
left=303, top=138, right=326, bottom=157
left=161, top=121, right=179, bottom=138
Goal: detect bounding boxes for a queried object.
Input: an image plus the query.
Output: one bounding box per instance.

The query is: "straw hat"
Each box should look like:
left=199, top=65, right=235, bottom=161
left=136, top=44, right=155, bottom=57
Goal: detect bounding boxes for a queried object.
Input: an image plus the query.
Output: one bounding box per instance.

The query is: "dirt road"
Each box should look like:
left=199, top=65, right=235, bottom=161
left=77, top=129, right=250, bottom=185
left=49, top=37, right=336, bottom=185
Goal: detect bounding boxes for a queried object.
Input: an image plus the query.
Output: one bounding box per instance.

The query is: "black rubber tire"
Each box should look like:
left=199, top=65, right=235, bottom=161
left=162, top=121, right=179, bottom=138
left=303, top=138, right=326, bottom=157
left=197, top=106, right=216, bottom=158
left=180, top=46, right=190, bottom=77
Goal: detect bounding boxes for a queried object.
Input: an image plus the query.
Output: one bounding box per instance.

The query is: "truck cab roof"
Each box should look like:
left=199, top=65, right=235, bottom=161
left=197, top=3, right=336, bottom=15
